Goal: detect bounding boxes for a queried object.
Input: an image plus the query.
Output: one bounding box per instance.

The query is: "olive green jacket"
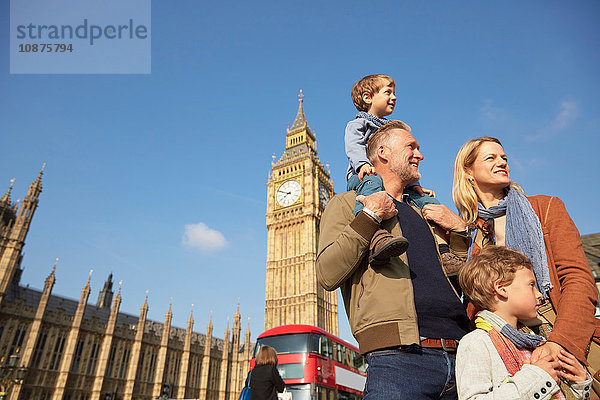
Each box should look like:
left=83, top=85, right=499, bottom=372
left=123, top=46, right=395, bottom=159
left=316, top=191, right=468, bottom=354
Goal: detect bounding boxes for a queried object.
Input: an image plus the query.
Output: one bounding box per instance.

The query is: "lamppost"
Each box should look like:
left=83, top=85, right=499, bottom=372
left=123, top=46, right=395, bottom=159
left=0, top=349, right=26, bottom=400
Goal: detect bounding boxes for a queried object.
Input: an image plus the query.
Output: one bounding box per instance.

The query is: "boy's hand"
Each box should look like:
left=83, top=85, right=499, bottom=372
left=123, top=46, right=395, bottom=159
left=410, top=185, right=436, bottom=197
left=409, top=185, right=425, bottom=196
left=421, top=187, right=437, bottom=198
left=358, top=164, right=376, bottom=181
left=558, top=349, right=588, bottom=382
left=529, top=355, right=561, bottom=383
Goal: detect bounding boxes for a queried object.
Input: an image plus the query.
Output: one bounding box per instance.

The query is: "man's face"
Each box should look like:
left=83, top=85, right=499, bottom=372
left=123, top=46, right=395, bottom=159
left=388, top=130, right=423, bottom=185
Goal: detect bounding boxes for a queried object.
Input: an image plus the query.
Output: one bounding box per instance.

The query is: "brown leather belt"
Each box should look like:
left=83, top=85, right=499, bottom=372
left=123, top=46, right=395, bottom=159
left=420, top=338, right=458, bottom=351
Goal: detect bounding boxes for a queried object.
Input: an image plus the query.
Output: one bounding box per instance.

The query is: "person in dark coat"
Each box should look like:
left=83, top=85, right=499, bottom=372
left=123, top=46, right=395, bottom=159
left=246, top=345, right=285, bottom=400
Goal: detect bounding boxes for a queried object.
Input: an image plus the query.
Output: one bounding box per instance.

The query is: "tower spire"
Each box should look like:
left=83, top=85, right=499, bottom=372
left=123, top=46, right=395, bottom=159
left=27, top=164, right=44, bottom=198
left=0, top=179, right=14, bottom=206
left=96, top=272, right=113, bottom=308
left=288, top=89, right=311, bottom=134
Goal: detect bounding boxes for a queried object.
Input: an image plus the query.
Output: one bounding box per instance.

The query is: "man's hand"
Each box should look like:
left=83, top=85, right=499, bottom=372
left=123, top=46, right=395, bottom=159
left=358, top=164, right=376, bottom=181
left=421, top=204, right=467, bottom=232
left=531, top=342, right=564, bottom=364
left=357, top=192, right=398, bottom=221
left=528, top=355, right=561, bottom=383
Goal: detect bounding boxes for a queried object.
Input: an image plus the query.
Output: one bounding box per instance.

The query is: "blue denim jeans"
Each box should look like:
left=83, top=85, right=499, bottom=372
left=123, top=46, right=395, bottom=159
left=347, top=173, right=384, bottom=215
left=363, top=346, right=457, bottom=400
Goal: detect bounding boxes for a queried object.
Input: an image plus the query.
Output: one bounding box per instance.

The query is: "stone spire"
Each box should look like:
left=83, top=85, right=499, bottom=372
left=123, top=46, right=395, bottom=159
left=199, top=313, right=213, bottom=399
left=26, top=164, right=44, bottom=200
left=53, top=270, right=92, bottom=400
left=9, top=260, right=56, bottom=400
left=0, top=170, right=44, bottom=304
left=97, top=272, right=114, bottom=308
left=281, top=90, right=317, bottom=158
left=90, top=280, right=122, bottom=400
left=177, top=304, right=195, bottom=398
left=124, top=290, right=150, bottom=400
left=229, top=305, right=243, bottom=400
left=152, top=299, right=173, bottom=398
left=287, top=89, right=312, bottom=135
left=218, top=318, right=231, bottom=400
left=0, top=179, right=14, bottom=206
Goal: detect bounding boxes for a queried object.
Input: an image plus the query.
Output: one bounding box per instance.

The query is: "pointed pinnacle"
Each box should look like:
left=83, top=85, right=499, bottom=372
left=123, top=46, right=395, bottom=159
left=1, top=180, right=14, bottom=204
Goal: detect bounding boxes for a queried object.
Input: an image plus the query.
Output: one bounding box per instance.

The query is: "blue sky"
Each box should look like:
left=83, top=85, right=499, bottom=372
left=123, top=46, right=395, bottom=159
left=1, top=1, right=599, bottom=345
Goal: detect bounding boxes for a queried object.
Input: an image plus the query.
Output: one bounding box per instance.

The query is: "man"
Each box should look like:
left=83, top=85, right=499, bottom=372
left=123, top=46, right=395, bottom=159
left=316, top=121, right=470, bottom=399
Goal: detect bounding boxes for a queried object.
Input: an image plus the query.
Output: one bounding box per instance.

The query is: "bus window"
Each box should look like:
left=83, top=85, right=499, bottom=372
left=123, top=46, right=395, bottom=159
left=338, top=389, right=361, bottom=400
left=253, top=333, right=310, bottom=356
left=309, top=333, right=321, bottom=353
left=320, top=336, right=334, bottom=359
left=353, top=351, right=367, bottom=373
left=317, top=385, right=335, bottom=400
left=344, top=347, right=354, bottom=367
left=285, top=384, right=312, bottom=400
left=276, top=363, right=304, bottom=379
left=336, top=343, right=343, bottom=363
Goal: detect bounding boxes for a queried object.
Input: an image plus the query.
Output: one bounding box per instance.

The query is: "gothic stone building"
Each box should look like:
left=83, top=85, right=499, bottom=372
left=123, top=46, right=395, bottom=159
left=0, top=172, right=253, bottom=400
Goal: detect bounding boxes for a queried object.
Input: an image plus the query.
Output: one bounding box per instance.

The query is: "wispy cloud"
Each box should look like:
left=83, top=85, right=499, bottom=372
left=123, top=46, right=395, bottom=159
left=480, top=99, right=510, bottom=123
left=526, top=99, right=578, bottom=142
left=182, top=222, right=227, bottom=251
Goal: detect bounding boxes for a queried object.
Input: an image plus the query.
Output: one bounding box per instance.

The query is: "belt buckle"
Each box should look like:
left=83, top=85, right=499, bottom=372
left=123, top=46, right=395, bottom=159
left=440, top=338, right=449, bottom=352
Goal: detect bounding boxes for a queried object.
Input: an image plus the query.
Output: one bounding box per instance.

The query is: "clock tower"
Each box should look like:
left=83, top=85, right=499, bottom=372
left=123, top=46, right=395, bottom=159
left=264, top=91, right=338, bottom=335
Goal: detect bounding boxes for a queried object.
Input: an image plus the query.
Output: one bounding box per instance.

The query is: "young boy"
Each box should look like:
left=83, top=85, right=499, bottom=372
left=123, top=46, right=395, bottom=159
left=345, top=74, right=450, bottom=265
left=456, top=246, right=591, bottom=400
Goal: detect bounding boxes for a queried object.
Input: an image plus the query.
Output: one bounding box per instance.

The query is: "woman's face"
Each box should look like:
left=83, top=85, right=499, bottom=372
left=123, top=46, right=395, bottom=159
left=468, top=141, right=510, bottom=192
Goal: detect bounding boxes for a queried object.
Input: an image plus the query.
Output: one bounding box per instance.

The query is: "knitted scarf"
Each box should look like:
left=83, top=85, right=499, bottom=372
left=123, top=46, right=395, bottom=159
left=469, top=186, right=552, bottom=298
left=475, top=310, right=566, bottom=399
left=356, top=111, right=388, bottom=128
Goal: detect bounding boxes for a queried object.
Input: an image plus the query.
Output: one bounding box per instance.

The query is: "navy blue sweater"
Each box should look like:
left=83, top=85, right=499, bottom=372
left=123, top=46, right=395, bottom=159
left=395, top=199, right=469, bottom=340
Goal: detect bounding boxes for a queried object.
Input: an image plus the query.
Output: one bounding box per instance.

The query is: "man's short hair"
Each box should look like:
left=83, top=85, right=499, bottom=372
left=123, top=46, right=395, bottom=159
left=366, top=120, right=412, bottom=164
left=351, top=74, right=395, bottom=112
left=458, top=246, right=534, bottom=310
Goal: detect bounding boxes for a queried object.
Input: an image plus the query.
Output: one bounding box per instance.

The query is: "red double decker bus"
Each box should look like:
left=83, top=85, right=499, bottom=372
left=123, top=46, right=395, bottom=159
left=250, top=325, right=367, bottom=400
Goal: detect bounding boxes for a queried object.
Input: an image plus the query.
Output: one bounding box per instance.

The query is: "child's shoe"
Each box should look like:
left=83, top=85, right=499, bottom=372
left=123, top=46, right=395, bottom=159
left=368, top=228, right=409, bottom=264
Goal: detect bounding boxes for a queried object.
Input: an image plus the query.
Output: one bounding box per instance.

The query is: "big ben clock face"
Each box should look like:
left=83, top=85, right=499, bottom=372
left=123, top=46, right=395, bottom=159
left=276, top=180, right=302, bottom=207
left=319, top=184, right=330, bottom=208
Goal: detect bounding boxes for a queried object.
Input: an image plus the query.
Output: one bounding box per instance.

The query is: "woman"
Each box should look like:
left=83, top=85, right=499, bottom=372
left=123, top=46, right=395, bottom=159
left=246, top=345, right=285, bottom=400
left=449, top=136, right=596, bottom=364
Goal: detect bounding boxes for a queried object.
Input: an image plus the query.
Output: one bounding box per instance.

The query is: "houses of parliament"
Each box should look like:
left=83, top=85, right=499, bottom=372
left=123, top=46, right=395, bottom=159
left=0, top=93, right=338, bottom=400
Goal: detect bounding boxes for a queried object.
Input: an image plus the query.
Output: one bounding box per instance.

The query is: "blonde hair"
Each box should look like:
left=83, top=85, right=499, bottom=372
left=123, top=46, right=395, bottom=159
left=351, top=74, right=395, bottom=112
left=366, top=120, right=412, bottom=164
left=453, top=137, right=516, bottom=225
left=458, top=245, right=533, bottom=310
left=255, top=345, right=278, bottom=366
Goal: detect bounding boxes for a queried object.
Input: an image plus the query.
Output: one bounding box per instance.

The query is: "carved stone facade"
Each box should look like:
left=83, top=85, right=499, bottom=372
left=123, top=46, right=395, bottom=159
left=264, top=92, right=338, bottom=334
left=0, top=172, right=253, bottom=400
